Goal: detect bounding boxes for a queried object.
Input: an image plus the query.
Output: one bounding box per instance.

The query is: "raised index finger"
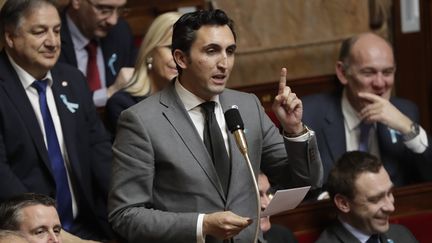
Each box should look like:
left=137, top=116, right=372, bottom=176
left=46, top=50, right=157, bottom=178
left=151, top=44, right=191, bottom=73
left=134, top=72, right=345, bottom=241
left=278, top=68, right=287, bottom=95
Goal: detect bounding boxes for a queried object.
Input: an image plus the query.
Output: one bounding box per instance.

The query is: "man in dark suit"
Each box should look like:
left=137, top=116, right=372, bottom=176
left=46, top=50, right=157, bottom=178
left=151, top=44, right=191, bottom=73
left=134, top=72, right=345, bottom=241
left=302, top=32, right=432, bottom=186
left=58, top=0, right=136, bottom=107
left=0, top=0, right=112, bottom=240
left=108, top=9, right=323, bottom=243
left=316, top=151, right=418, bottom=243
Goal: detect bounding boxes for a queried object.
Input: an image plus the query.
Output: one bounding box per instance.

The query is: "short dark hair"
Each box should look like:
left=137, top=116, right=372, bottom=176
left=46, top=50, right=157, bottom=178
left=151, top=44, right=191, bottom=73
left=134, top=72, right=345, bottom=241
left=338, top=35, right=361, bottom=69
left=327, top=151, right=382, bottom=200
left=0, top=0, right=58, bottom=40
left=0, top=193, right=56, bottom=231
left=172, top=9, right=236, bottom=74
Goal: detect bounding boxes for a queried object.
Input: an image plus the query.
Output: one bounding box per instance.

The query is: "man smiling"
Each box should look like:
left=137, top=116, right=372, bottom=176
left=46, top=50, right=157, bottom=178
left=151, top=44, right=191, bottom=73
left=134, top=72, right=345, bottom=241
left=303, top=32, right=432, bottom=186
left=0, top=0, right=112, bottom=240
left=316, top=151, right=418, bottom=243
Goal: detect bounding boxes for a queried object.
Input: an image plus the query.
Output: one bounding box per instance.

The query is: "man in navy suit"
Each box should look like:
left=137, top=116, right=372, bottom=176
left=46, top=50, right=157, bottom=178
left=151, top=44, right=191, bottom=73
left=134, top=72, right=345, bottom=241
left=303, top=32, right=432, bottom=186
left=0, top=0, right=112, bottom=240
left=58, top=0, right=136, bottom=107
left=316, top=151, right=418, bottom=243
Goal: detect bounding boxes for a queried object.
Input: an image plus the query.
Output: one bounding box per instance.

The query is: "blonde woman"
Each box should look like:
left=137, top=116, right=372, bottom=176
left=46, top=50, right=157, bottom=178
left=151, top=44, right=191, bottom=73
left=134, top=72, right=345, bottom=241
left=106, top=12, right=182, bottom=134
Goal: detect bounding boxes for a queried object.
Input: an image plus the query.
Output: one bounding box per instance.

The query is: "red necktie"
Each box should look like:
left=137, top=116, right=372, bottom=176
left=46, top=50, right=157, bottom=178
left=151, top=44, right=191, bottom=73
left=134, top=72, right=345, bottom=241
left=85, top=40, right=102, bottom=91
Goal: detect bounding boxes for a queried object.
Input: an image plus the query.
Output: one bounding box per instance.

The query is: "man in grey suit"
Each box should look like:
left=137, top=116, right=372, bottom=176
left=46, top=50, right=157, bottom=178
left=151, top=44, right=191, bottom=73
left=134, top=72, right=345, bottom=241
left=108, top=9, right=322, bottom=243
left=316, top=151, right=417, bottom=243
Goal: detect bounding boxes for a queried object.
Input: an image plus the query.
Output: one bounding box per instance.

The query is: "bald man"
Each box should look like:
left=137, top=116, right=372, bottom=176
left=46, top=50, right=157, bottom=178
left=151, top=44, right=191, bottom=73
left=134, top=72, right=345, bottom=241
left=303, top=32, right=432, bottom=187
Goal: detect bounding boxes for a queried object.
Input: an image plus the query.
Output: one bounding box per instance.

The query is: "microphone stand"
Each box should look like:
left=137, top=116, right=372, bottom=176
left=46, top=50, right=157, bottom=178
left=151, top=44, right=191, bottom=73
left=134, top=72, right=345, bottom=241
left=233, top=132, right=260, bottom=243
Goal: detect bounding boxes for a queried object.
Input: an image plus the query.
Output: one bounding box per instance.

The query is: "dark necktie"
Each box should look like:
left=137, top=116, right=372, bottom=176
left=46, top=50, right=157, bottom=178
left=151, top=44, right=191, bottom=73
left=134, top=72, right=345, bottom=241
left=201, top=101, right=231, bottom=196
left=358, top=122, right=373, bottom=152
left=85, top=40, right=102, bottom=91
left=366, top=234, right=380, bottom=243
left=32, top=80, right=74, bottom=230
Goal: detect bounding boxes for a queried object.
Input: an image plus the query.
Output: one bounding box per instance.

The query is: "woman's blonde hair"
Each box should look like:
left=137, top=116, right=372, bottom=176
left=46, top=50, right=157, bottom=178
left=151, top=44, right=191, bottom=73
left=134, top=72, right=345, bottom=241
left=125, top=11, right=182, bottom=96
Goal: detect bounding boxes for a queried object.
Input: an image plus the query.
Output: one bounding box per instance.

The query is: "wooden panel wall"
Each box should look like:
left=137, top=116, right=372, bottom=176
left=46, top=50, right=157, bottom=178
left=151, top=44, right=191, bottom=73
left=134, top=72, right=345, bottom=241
left=392, top=0, right=432, bottom=132
left=126, top=0, right=207, bottom=37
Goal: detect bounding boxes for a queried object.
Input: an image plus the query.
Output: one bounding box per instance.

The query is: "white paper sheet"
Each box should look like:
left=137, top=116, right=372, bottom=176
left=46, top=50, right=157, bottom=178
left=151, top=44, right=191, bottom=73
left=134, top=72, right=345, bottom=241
left=261, top=186, right=311, bottom=217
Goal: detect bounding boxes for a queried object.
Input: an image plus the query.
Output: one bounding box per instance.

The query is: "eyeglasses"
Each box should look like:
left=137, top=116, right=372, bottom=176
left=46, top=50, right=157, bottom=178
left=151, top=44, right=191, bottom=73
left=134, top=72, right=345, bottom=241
left=85, top=0, right=130, bottom=18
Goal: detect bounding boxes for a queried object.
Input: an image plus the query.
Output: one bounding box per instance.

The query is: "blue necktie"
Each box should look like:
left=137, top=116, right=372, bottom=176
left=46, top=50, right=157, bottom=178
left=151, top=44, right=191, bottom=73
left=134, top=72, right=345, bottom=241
left=358, top=122, right=373, bottom=152
left=32, top=80, right=73, bottom=230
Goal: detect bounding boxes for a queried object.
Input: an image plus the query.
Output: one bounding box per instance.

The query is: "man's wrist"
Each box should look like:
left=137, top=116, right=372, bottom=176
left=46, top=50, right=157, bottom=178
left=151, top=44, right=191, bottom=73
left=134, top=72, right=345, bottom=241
left=283, top=123, right=309, bottom=137
left=402, top=122, right=420, bottom=141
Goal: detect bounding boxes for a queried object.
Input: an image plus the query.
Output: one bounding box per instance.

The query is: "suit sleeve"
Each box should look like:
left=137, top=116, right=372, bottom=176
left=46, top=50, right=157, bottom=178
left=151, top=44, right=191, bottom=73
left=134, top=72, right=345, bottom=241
left=255, top=94, right=323, bottom=189
left=108, top=109, right=198, bottom=243
left=0, top=130, right=28, bottom=197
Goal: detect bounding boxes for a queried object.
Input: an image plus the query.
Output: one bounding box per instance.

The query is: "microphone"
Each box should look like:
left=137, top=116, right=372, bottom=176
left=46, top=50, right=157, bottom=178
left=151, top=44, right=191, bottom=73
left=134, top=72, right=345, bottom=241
left=224, top=106, right=260, bottom=243
left=224, top=107, right=248, bottom=155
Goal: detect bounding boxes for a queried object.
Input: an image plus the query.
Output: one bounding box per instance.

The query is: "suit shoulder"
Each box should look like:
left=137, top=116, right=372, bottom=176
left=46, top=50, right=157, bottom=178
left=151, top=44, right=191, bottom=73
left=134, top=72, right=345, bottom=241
left=303, top=92, right=340, bottom=106
left=387, top=224, right=418, bottom=242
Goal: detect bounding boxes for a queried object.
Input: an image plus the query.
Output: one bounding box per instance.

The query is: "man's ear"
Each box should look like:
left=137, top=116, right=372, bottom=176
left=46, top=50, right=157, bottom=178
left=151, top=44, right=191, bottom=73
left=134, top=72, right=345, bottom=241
left=335, top=61, right=349, bottom=86
left=334, top=193, right=351, bottom=213
left=4, top=31, right=14, bottom=49
left=173, top=49, right=188, bottom=70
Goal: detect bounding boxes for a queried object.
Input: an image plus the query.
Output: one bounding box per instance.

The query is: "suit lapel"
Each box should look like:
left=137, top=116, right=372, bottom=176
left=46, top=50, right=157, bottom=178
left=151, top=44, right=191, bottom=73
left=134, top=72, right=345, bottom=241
left=50, top=68, right=84, bottom=182
left=322, top=99, right=346, bottom=164
left=0, top=52, right=54, bottom=175
left=160, top=85, right=226, bottom=201
left=60, top=13, right=78, bottom=67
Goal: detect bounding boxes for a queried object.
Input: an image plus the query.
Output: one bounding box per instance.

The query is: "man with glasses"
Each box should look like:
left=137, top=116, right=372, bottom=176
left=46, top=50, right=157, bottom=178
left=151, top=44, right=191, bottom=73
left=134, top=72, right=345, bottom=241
left=59, top=0, right=137, bottom=107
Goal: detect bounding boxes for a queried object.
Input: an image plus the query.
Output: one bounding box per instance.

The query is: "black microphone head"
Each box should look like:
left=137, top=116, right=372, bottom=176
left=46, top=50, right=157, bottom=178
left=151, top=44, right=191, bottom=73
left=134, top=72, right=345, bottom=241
left=224, top=107, right=244, bottom=133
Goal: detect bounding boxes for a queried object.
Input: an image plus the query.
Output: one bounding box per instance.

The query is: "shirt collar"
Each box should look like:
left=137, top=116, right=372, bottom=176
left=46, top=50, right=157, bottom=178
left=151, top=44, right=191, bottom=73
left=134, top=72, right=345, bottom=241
left=339, top=217, right=372, bottom=243
left=6, top=52, right=53, bottom=89
left=66, top=13, right=91, bottom=51
left=341, top=88, right=362, bottom=131
left=174, top=77, right=221, bottom=111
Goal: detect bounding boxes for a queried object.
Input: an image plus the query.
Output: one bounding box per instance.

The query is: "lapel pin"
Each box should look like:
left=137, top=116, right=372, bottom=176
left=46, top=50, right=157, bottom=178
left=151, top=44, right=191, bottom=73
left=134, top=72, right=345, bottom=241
left=60, top=94, right=79, bottom=113
left=388, top=128, right=399, bottom=144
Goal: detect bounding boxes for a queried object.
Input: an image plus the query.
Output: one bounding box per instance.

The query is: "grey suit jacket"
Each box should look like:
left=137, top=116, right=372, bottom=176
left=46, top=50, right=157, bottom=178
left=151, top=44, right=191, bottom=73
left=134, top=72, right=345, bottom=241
left=108, top=82, right=323, bottom=243
left=315, top=220, right=418, bottom=243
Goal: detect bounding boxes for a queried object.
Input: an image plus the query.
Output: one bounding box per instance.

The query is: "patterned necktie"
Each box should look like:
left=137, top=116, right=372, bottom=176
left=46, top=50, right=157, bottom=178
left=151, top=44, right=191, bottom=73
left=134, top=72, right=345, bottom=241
left=366, top=234, right=380, bottom=243
left=85, top=40, right=102, bottom=91
left=201, top=101, right=231, bottom=196
left=32, top=80, right=73, bottom=230
left=358, top=122, right=373, bottom=152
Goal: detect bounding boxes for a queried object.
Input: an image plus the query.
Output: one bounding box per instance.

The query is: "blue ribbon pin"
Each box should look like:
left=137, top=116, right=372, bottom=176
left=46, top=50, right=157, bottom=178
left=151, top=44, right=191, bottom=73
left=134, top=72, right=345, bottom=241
left=60, top=94, right=79, bottom=113
left=107, top=53, right=118, bottom=76
left=388, top=128, right=400, bottom=144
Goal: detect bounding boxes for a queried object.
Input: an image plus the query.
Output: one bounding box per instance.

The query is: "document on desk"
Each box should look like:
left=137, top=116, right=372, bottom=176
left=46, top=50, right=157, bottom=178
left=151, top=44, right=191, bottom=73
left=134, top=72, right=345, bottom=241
left=261, top=186, right=311, bottom=217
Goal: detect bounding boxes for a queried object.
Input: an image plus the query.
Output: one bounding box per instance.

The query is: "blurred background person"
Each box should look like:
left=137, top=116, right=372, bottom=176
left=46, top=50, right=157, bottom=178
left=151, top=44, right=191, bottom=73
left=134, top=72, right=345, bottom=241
left=106, top=11, right=181, bottom=134
left=59, top=0, right=137, bottom=107
left=259, top=173, right=298, bottom=243
left=303, top=32, right=432, bottom=187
